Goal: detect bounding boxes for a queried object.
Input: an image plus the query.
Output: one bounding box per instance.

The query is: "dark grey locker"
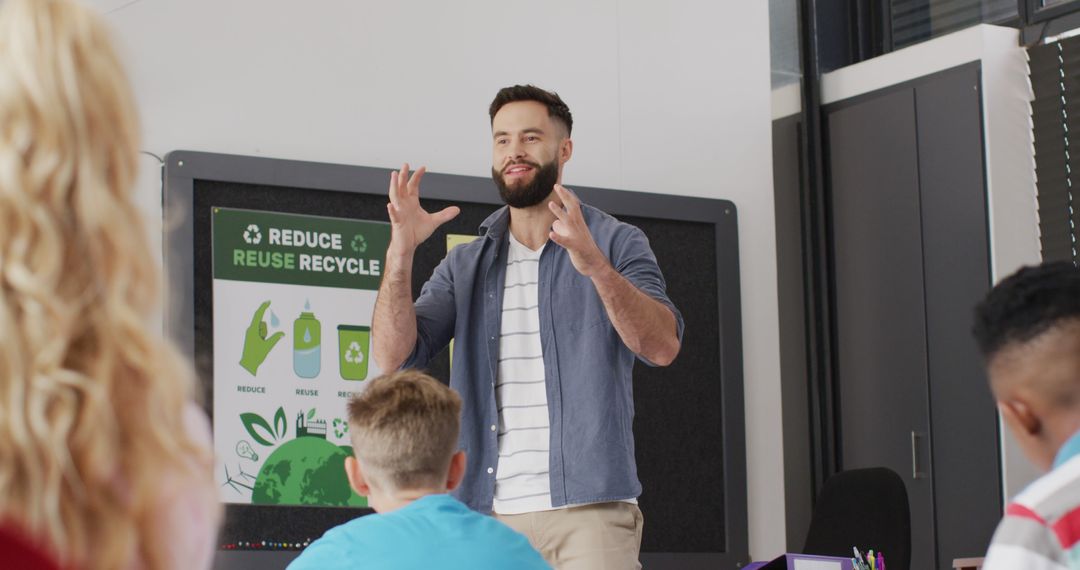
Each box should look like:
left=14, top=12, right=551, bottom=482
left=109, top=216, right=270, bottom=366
left=827, top=87, right=937, bottom=570
left=823, top=63, right=1001, bottom=570
left=914, top=66, right=1001, bottom=565
left=773, top=114, right=816, bottom=550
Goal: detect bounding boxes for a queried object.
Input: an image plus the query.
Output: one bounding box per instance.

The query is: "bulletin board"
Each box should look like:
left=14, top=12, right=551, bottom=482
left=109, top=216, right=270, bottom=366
left=162, top=150, right=747, bottom=570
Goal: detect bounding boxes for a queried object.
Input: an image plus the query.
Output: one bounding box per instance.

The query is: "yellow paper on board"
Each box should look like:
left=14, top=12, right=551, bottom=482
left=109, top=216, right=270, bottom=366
left=447, top=233, right=479, bottom=252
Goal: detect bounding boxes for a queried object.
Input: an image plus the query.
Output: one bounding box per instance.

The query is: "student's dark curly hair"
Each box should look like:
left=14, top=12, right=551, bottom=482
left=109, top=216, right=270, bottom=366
left=973, top=261, right=1080, bottom=358
left=489, top=84, right=573, bottom=136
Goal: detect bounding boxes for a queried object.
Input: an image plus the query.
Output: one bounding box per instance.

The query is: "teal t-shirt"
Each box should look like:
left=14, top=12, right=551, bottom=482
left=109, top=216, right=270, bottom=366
left=287, top=494, right=550, bottom=570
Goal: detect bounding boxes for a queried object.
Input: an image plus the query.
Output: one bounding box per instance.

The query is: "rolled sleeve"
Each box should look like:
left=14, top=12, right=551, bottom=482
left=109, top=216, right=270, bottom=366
left=403, top=252, right=457, bottom=369
left=612, top=225, right=686, bottom=351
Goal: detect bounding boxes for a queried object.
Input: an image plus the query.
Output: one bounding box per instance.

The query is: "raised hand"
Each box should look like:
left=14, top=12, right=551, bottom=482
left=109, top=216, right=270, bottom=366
left=548, top=184, right=609, bottom=277
left=386, top=163, right=460, bottom=257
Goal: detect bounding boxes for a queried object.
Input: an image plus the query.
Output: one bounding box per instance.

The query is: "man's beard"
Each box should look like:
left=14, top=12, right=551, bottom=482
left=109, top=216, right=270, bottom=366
left=492, top=159, right=559, bottom=209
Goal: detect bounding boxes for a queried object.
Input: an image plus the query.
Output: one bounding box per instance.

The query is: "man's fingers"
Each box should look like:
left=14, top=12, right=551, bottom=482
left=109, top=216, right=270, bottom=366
left=408, top=166, right=426, bottom=194
left=387, top=203, right=400, bottom=224
left=555, top=185, right=582, bottom=215
left=434, top=205, right=460, bottom=225
left=549, top=230, right=566, bottom=247
left=552, top=183, right=566, bottom=200
left=399, top=163, right=411, bottom=194
left=553, top=184, right=573, bottom=204
left=552, top=219, right=574, bottom=238
left=548, top=200, right=568, bottom=221
left=388, top=171, right=401, bottom=206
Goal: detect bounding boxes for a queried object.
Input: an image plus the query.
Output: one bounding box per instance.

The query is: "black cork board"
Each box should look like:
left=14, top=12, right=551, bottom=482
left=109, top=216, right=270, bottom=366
left=164, top=151, right=747, bottom=570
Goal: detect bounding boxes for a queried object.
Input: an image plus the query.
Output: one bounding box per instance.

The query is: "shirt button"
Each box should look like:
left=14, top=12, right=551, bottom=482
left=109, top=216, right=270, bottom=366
left=487, top=467, right=494, bottom=474
left=490, top=424, right=497, bottom=431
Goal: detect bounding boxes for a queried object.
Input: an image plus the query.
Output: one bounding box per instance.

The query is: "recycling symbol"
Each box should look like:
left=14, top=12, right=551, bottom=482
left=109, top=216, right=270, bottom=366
left=243, top=224, right=262, bottom=245
left=332, top=418, right=349, bottom=439
left=350, top=234, right=367, bottom=253
left=344, top=341, right=364, bottom=364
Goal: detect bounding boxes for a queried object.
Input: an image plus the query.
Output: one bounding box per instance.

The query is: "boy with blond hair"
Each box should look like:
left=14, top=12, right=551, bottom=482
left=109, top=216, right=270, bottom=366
left=288, top=370, right=549, bottom=569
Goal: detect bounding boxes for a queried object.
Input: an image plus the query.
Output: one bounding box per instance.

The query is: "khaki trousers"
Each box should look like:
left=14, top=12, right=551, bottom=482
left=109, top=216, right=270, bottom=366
left=495, top=502, right=644, bottom=570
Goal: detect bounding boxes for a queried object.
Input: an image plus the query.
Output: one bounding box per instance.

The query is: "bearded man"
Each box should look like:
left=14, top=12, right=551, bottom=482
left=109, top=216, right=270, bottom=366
left=371, top=84, right=683, bottom=569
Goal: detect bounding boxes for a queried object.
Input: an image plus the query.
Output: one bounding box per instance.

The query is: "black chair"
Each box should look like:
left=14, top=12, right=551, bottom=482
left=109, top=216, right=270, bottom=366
left=802, top=467, right=911, bottom=570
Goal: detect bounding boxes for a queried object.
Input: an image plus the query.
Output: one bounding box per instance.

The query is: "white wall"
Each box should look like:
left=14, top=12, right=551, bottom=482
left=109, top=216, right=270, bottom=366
left=94, top=0, right=784, bottom=558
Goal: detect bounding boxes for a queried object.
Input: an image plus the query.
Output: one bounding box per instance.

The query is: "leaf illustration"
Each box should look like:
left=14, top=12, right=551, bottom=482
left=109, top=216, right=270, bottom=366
left=240, top=413, right=275, bottom=446
left=307, top=408, right=316, bottom=420
left=274, top=406, right=287, bottom=439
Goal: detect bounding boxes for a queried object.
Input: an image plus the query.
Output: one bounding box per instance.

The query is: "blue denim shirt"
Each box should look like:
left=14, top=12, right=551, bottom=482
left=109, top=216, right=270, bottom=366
left=403, top=204, right=684, bottom=513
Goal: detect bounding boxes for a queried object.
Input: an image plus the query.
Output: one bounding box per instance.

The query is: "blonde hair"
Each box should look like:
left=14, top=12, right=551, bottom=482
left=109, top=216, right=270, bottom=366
left=0, top=0, right=211, bottom=568
left=348, top=370, right=462, bottom=491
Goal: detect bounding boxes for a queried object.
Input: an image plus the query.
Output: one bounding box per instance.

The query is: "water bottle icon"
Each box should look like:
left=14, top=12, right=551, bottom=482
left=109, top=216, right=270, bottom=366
left=293, top=310, right=321, bottom=378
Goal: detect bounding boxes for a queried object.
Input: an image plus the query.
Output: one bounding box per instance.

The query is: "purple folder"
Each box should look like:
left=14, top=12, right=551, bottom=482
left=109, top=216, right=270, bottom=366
left=744, top=553, right=856, bottom=570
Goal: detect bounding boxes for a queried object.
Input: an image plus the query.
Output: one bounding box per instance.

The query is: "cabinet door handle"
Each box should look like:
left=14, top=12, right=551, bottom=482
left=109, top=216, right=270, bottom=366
left=911, top=431, right=927, bottom=479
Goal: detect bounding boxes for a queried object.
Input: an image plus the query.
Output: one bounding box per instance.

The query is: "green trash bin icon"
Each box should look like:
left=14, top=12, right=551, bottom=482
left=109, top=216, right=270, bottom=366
left=338, top=325, right=370, bottom=381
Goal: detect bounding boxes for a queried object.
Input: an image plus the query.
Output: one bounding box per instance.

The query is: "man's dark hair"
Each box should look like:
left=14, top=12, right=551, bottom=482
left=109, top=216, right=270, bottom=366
left=489, top=84, right=573, bottom=136
left=973, top=261, right=1080, bottom=358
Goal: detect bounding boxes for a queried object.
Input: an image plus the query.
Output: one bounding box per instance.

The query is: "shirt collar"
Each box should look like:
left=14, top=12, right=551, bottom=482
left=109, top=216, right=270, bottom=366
left=1053, top=428, right=1080, bottom=469
left=392, top=493, right=459, bottom=514
left=479, top=199, right=595, bottom=241
left=479, top=206, right=510, bottom=241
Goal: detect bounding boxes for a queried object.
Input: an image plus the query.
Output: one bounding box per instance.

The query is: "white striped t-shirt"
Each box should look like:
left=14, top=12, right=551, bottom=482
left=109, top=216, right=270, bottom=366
left=492, top=234, right=553, bottom=515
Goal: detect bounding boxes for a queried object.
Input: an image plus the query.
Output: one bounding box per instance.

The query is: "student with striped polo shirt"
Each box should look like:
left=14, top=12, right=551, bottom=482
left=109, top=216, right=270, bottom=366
left=372, top=85, right=684, bottom=569
left=974, top=262, right=1080, bottom=570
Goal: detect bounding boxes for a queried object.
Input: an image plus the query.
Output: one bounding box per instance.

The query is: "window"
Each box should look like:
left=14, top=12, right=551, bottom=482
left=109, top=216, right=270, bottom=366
left=890, top=0, right=1017, bottom=49
left=1026, top=0, right=1080, bottom=23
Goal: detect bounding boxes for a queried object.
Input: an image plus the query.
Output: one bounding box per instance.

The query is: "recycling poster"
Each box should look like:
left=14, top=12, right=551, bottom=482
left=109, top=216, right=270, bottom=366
left=211, top=207, right=389, bottom=508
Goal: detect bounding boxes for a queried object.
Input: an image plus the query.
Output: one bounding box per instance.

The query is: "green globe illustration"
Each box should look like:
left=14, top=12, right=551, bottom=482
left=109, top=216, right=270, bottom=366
left=251, top=437, right=367, bottom=507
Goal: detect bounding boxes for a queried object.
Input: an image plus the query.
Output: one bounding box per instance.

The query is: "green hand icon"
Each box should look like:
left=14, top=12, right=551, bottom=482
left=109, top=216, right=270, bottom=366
left=239, top=300, right=284, bottom=376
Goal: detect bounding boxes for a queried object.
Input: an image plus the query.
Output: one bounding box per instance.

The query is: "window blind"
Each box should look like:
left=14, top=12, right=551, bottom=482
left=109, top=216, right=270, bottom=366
left=1030, top=36, right=1080, bottom=263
